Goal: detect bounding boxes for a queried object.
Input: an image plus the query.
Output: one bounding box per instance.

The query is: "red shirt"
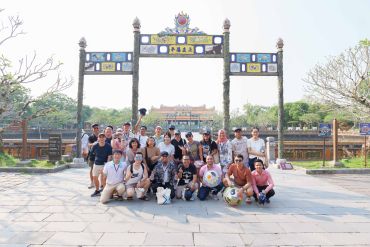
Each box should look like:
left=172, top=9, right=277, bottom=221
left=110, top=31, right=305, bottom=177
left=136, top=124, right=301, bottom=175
left=227, top=163, right=252, bottom=186
left=251, top=169, right=274, bottom=194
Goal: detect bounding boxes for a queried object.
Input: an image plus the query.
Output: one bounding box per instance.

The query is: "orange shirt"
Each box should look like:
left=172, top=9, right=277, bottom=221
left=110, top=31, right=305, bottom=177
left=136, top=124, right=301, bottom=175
left=227, top=163, right=252, bottom=186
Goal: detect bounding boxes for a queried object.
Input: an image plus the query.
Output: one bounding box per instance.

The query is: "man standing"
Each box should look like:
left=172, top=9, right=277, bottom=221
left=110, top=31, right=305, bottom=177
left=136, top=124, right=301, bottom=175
left=176, top=155, right=198, bottom=200
left=198, top=155, right=224, bottom=201
left=231, top=127, right=249, bottom=168
left=223, top=154, right=253, bottom=204
left=133, top=114, right=148, bottom=148
left=90, top=133, right=113, bottom=197
left=152, top=125, right=164, bottom=145
left=122, top=122, right=135, bottom=150
left=171, top=129, right=187, bottom=165
left=150, top=151, right=177, bottom=199
left=100, top=150, right=127, bottom=204
left=87, top=123, right=99, bottom=189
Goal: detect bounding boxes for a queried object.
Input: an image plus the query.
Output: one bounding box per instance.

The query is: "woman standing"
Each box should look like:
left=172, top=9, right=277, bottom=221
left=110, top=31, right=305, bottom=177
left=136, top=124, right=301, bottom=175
left=247, top=127, right=266, bottom=171
left=157, top=132, right=175, bottom=162
left=125, top=138, right=144, bottom=166
left=216, top=129, right=232, bottom=174
left=142, top=137, right=161, bottom=174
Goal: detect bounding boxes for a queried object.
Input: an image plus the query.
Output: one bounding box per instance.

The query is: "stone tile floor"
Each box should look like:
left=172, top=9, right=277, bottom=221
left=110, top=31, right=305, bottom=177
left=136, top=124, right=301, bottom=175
left=0, top=166, right=369, bottom=246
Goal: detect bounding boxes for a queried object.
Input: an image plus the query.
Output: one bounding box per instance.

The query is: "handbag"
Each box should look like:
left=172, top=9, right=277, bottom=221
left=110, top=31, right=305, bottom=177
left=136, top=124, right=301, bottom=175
left=156, top=187, right=171, bottom=205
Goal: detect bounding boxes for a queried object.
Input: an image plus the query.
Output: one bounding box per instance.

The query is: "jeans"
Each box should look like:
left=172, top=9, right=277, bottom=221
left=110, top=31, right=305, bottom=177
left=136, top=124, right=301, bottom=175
left=198, top=182, right=224, bottom=201
left=253, top=185, right=275, bottom=200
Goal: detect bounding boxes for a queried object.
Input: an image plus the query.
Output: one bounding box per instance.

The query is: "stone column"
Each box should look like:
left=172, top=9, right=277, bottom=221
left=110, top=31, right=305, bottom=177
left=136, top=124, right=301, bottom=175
left=332, top=118, right=343, bottom=167
left=223, top=18, right=231, bottom=134
left=132, top=17, right=141, bottom=125
left=76, top=37, right=86, bottom=158
left=276, top=38, right=284, bottom=159
left=266, top=136, right=276, bottom=164
left=21, top=119, right=27, bottom=160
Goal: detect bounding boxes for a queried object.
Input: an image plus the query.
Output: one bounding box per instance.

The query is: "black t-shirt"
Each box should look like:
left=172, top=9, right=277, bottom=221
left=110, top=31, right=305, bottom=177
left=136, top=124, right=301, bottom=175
left=177, top=163, right=197, bottom=186
left=200, top=139, right=218, bottom=162
left=88, top=134, right=98, bottom=161
left=105, top=137, right=112, bottom=145
left=171, top=138, right=187, bottom=160
left=91, top=143, right=112, bottom=165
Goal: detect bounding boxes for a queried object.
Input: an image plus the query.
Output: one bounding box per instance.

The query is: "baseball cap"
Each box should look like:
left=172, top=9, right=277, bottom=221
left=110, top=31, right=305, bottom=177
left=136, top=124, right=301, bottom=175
left=175, top=129, right=181, bottom=135
left=98, top=133, right=105, bottom=138
left=155, top=125, right=162, bottom=129
left=92, top=123, right=99, bottom=128
left=202, top=129, right=211, bottom=135
left=160, top=151, right=169, bottom=157
left=233, top=127, right=242, bottom=132
left=185, top=132, right=193, bottom=137
left=169, top=125, right=176, bottom=130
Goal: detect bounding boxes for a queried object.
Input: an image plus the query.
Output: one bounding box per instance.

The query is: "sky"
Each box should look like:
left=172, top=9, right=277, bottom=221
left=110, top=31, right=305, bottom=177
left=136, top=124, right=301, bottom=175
left=1, top=0, right=370, bottom=113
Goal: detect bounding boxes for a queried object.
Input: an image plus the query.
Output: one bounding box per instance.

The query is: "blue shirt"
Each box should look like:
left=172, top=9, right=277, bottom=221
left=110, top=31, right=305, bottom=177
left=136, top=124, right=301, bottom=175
left=91, top=143, right=112, bottom=165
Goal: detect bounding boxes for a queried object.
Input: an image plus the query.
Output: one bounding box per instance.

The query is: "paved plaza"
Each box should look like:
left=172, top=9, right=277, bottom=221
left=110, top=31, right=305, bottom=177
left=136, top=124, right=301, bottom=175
left=0, top=167, right=370, bottom=247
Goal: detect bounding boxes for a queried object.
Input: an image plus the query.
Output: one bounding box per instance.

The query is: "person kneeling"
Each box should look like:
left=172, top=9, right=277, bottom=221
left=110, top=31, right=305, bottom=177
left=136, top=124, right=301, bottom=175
left=198, top=155, right=224, bottom=201
left=251, top=159, right=275, bottom=204
left=176, top=155, right=198, bottom=200
left=150, top=151, right=177, bottom=199
left=100, top=150, right=127, bottom=204
left=124, top=152, right=151, bottom=201
left=223, top=154, right=254, bottom=204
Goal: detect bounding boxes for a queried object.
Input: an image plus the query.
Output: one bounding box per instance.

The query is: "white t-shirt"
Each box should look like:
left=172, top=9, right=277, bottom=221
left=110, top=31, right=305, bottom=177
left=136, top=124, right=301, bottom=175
left=157, top=142, right=175, bottom=157
left=231, top=136, right=249, bottom=166
left=135, top=134, right=148, bottom=148
left=103, top=161, right=127, bottom=185
left=81, top=132, right=89, bottom=154
left=247, top=138, right=265, bottom=159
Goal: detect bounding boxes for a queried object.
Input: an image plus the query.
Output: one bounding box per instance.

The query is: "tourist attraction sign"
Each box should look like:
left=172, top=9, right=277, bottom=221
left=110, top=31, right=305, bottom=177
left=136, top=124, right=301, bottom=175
left=48, top=134, right=62, bottom=161
left=230, top=53, right=278, bottom=76
left=84, top=52, right=133, bottom=75
left=359, top=123, right=370, bottom=135
left=318, top=123, right=332, bottom=137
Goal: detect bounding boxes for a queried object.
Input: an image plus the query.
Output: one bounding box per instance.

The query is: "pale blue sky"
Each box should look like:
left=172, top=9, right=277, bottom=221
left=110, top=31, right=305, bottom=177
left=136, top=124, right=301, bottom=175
left=1, top=0, right=370, bottom=112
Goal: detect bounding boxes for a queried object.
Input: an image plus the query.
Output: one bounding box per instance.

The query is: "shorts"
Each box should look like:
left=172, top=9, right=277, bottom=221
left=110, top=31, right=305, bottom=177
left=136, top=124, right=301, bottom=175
left=92, top=164, right=104, bottom=177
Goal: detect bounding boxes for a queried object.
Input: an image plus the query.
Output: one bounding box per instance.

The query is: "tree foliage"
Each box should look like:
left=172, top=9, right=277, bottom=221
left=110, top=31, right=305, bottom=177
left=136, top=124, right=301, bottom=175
left=304, top=41, right=370, bottom=118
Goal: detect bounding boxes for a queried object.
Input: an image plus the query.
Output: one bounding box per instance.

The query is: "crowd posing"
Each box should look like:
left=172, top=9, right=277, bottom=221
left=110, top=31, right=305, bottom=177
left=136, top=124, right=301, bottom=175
left=81, top=115, right=275, bottom=205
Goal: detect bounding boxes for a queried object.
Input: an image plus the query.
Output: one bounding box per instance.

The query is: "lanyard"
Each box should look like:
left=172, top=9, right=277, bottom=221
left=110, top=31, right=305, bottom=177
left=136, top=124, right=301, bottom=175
left=114, top=164, right=120, bottom=173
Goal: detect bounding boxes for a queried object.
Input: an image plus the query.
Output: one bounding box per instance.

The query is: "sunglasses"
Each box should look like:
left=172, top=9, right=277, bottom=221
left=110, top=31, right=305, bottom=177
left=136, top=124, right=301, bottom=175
left=235, top=159, right=242, bottom=162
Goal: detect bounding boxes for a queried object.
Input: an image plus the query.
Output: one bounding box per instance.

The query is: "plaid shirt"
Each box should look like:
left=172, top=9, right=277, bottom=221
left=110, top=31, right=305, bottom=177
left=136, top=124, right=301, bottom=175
left=151, top=161, right=177, bottom=186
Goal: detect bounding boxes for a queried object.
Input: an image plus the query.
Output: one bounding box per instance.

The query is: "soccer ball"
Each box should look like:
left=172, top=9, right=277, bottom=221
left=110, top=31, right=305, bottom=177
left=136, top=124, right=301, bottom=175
left=202, top=170, right=221, bottom=188
left=223, top=187, right=242, bottom=206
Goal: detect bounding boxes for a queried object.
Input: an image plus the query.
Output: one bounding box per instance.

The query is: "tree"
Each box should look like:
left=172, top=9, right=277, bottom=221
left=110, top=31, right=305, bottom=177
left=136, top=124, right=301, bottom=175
left=304, top=41, right=370, bottom=118
left=0, top=9, right=71, bottom=153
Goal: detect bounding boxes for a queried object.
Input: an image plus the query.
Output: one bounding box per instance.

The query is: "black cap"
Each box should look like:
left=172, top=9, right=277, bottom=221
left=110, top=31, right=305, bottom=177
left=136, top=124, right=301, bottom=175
left=169, top=125, right=176, bottom=130
left=185, top=132, right=193, bottom=137
left=160, top=151, right=169, bottom=156
left=92, top=123, right=99, bottom=128
left=138, top=108, right=147, bottom=116
left=123, top=122, right=131, bottom=126
left=233, top=127, right=242, bottom=132
left=113, top=150, right=123, bottom=155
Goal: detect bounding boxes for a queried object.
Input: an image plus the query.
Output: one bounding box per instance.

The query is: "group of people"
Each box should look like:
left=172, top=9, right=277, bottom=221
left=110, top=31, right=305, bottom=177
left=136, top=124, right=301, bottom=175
left=81, top=115, right=275, bottom=205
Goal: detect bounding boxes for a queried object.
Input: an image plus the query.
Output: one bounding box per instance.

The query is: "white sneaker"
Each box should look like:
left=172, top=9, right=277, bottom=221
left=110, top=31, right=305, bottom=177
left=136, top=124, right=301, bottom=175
left=88, top=183, right=94, bottom=189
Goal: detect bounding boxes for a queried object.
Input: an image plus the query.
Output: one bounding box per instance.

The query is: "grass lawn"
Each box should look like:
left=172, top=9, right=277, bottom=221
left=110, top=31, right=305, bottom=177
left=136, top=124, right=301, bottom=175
left=0, top=153, right=58, bottom=168
left=293, top=156, right=370, bottom=169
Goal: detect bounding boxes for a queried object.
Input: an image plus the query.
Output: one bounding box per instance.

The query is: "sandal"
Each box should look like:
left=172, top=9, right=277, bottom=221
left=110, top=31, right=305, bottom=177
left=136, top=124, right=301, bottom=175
left=126, top=196, right=133, bottom=200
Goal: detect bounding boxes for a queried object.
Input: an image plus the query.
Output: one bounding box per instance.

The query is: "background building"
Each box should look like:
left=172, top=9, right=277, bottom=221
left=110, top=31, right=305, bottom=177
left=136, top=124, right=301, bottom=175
left=150, top=105, right=216, bottom=131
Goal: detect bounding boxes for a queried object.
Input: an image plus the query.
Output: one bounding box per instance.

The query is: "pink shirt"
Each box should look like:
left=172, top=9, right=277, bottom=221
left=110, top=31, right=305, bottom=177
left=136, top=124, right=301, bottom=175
left=251, top=169, right=274, bottom=194
left=199, top=164, right=222, bottom=178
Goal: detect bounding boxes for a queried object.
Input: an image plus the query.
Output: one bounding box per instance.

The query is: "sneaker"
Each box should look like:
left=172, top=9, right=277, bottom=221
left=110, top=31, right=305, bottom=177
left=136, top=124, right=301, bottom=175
left=211, top=193, right=219, bottom=200
left=91, top=190, right=101, bottom=197
left=245, top=197, right=252, bottom=204
left=88, top=183, right=94, bottom=189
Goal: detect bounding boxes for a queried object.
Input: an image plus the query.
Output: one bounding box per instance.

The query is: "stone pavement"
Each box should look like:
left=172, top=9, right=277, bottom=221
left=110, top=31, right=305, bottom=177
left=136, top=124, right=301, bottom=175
left=0, top=167, right=370, bottom=247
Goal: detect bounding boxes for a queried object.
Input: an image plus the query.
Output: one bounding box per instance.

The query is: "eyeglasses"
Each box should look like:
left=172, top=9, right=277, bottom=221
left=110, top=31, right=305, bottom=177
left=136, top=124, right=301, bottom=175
left=235, top=159, right=242, bottom=162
